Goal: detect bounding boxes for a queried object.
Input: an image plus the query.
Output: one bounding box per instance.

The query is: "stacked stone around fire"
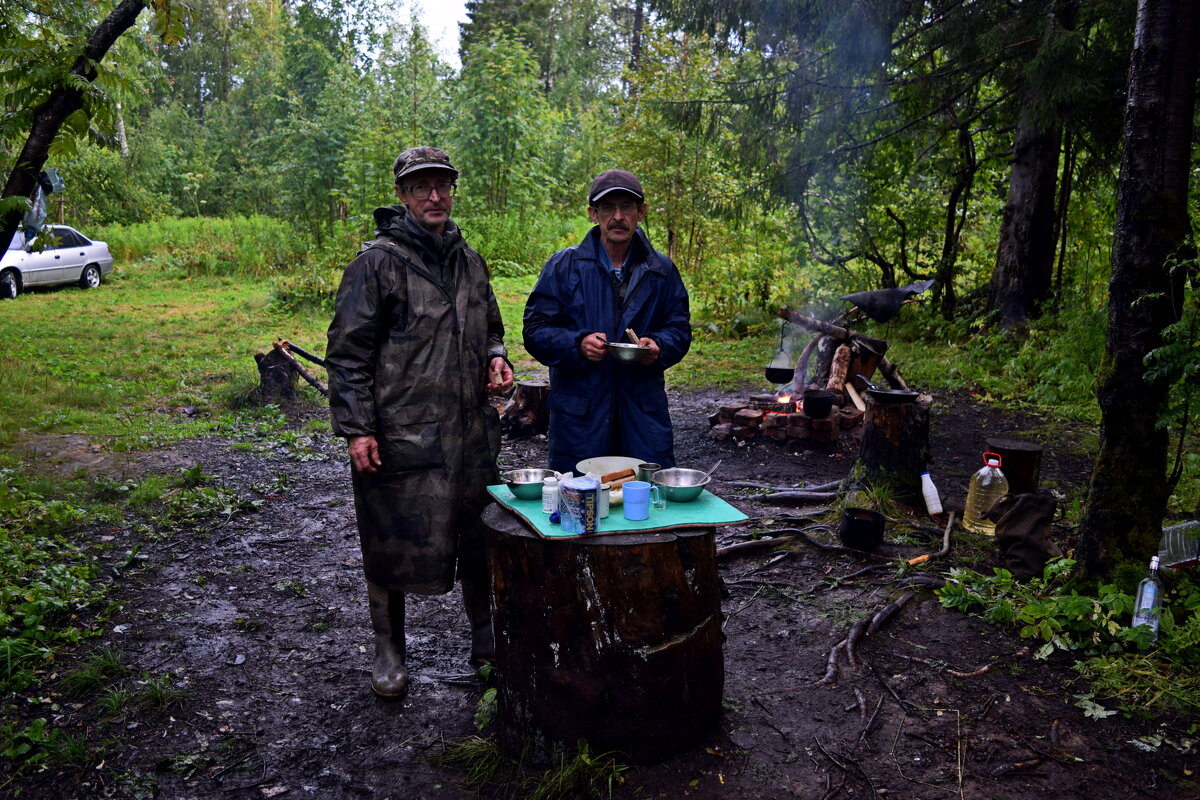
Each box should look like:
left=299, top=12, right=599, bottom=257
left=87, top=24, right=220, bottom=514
left=710, top=396, right=864, bottom=445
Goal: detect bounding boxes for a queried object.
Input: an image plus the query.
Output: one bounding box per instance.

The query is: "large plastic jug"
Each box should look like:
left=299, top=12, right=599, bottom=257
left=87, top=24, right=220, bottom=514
left=963, top=452, right=1009, bottom=534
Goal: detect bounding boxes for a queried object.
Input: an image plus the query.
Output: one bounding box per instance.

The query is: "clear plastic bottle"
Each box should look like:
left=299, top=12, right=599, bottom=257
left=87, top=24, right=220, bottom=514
left=1131, top=556, right=1163, bottom=642
left=920, top=471, right=943, bottom=517
left=963, top=452, right=1009, bottom=534
left=541, top=476, right=559, bottom=514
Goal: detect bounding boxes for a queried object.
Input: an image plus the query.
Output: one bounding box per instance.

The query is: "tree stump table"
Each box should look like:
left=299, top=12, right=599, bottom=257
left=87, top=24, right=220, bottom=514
left=481, top=503, right=724, bottom=764
left=854, top=393, right=933, bottom=502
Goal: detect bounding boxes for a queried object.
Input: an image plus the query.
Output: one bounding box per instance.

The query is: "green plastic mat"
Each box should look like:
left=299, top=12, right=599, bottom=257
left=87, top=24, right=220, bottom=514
left=486, top=484, right=749, bottom=538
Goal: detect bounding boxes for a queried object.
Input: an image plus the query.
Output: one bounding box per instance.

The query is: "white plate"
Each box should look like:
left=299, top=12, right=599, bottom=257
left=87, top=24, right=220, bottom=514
left=575, top=455, right=645, bottom=478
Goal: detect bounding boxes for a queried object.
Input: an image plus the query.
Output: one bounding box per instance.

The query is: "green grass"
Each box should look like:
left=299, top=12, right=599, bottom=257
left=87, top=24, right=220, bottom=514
left=0, top=258, right=331, bottom=448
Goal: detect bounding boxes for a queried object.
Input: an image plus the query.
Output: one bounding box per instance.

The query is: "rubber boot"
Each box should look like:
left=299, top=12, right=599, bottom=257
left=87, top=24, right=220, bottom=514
left=366, top=582, right=409, bottom=699
left=458, top=519, right=495, bottom=668
left=460, top=570, right=495, bottom=667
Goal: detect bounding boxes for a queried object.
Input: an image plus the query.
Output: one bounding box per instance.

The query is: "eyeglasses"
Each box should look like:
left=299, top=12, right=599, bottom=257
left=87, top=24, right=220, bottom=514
left=594, top=200, right=640, bottom=216
left=402, top=181, right=456, bottom=200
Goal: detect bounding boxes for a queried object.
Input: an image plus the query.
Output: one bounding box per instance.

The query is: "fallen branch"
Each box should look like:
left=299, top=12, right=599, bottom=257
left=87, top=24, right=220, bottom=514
left=867, top=590, right=916, bottom=635
left=813, top=639, right=848, bottom=686
left=715, top=535, right=795, bottom=559
left=755, top=490, right=840, bottom=504
left=946, top=645, right=1031, bottom=678
left=277, top=338, right=326, bottom=367
left=273, top=341, right=329, bottom=397
left=726, top=479, right=844, bottom=492
left=907, top=512, right=956, bottom=566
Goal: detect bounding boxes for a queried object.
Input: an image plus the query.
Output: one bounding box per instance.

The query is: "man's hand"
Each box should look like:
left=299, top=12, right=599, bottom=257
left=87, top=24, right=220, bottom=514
left=636, top=336, right=660, bottom=365
left=487, top=356, right=514, bottom=394
left=348, top=435, right=382, bottom=474
left=580, top=331, right=608, bottom=362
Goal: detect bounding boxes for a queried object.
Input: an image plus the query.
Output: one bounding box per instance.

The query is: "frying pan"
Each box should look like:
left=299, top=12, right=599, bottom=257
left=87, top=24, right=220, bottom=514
left=854, top=373, right=919, bottom=404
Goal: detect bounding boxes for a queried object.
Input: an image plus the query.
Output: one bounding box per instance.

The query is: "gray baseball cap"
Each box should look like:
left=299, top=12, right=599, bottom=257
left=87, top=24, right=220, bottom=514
left=393, top=146, right=459, bottom=182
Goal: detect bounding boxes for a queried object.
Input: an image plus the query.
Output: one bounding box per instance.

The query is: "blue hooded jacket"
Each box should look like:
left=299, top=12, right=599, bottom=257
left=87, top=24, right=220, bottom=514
left=523, top=226, right=691, bottom=474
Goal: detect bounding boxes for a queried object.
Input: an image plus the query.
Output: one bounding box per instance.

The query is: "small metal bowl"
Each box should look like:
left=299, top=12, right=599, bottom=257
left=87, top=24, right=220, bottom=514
left=606, top=342, right=651, bottom=363
left=502, top=468, right=560, bottom=501
left=650, top=467, right=712, bottom=502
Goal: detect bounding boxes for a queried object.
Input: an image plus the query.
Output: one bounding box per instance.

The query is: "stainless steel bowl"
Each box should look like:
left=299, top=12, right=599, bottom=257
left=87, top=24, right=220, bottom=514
left=502, top=468, right=560, bottom=500
left=650, top=467, right=712, bottom=502
left=606, top=342, right=651, bottom=363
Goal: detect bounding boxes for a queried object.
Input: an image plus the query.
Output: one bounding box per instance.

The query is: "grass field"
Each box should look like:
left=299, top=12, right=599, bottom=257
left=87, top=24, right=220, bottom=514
left=0, top=259, right=786, bottom=451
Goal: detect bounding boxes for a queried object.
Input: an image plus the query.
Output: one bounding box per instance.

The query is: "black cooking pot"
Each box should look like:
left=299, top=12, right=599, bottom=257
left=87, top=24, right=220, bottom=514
left=802, top=388, right=834, bottom=418
left=854, top=373, right=919, bottom=404
left=765, top=366, right=794, bottom=384
left=839, top=507, right=885, bottom=550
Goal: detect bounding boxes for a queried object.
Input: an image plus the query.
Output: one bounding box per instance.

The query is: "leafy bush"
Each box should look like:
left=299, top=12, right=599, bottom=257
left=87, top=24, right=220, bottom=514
left=459, top=212, right=587, bottom=275
left=938, top=559, right=1200, bottom=715
left=0, top=470, right=105, bottom=694
left=94, top=215, right=305, bottom=277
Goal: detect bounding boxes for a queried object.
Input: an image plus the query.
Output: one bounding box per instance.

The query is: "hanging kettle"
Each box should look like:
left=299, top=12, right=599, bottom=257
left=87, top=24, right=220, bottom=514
left=764, top=321, right=794, bottom=384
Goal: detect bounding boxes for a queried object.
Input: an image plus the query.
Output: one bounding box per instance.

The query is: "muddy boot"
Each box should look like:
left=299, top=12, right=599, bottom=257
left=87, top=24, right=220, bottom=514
left=461, top=571, right=495, bottom=668
left=366, top=582, right=409, bottom=699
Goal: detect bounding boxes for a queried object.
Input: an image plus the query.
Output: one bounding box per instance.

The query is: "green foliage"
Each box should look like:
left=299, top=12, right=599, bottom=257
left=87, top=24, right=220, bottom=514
left=938, top=560, right=1200, bottom=715
left=95, top=215, right=304, bottom=278
left=432, top=735, right=626, bottom=800
left=452, top=32, right=552, bottom=215
left=462, top=211, right=588, bottom=275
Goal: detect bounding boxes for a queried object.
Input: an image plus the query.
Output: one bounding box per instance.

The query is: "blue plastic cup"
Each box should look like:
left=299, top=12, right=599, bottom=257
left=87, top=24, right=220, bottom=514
left=622, top=480, right=661, bottom=521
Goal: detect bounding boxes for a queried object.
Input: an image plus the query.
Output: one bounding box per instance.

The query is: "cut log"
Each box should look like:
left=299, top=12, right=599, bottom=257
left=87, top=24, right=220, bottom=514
left=824, top=343, right=852, bottom=398
left=483, top=504, right=724, bottom=764
left=253, top=348, right=298, bottom=402
left=500, top=381, right=550, bottom=437
left=985, top=437, right=1044, bottom=495
left=854, top=393, right=932, bottom=503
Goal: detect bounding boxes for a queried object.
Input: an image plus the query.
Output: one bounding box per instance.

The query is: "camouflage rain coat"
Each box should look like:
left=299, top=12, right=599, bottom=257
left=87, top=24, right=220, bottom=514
left=326, top=205, right=506, bottom=594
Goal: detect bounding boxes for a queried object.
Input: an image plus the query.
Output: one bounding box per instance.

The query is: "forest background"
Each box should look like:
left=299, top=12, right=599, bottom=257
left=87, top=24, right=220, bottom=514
left=3, top=0, right=1200, bottom=577
left=2, top=0, right=1200, bottom=781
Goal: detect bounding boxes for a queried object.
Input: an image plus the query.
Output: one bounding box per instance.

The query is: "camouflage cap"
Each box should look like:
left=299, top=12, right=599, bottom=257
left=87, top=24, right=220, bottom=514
left=588, top=169, right=644, bottom=204
left=393, top=146, right=459, bottom=183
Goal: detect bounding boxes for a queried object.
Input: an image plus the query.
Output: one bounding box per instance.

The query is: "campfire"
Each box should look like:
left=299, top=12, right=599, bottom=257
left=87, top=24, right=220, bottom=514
left=708, top=282, right=934, bottom=448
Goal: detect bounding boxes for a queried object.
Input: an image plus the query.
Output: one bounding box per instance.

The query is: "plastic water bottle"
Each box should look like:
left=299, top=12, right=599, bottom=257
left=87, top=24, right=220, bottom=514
left=1131, top=556, right=1163, bottom=642
left=541, top=476, right=559, bottom=514
left=963, top=452, right=1008, bottom=534
left=920, top=471, right=943, bottom=517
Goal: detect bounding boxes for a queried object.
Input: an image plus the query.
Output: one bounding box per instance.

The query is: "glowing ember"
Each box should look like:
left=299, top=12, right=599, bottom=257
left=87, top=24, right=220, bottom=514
left=776, top=395, right=792, bottom=404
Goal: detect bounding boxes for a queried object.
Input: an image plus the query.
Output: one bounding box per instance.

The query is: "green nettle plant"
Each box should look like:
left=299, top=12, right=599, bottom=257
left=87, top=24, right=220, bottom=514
left=937, top=558, right=1200, bottom=715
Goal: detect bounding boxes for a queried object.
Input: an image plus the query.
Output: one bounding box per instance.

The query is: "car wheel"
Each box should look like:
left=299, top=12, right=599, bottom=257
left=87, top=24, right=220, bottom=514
left=0, top=270, right=18, bottom=299
left=79, top=264, right=102, bottom=289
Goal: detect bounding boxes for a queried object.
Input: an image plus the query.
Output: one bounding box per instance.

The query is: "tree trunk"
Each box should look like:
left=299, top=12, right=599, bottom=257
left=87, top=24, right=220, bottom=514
left=988, top=100, right=1062, bottom=329
left=0, top=0, right=147, bottom=254
left=482, top=504, right=723, bottom=764
left=1077, top=0, right=1198, bottom=579
left=854, top=394, right=932, bottom=503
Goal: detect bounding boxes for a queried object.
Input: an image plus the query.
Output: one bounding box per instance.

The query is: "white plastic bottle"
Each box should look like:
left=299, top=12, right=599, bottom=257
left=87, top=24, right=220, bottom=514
left=1131, top=556, right=1163, bottom=642
left=541, top=476, right=559, bottom=514
left=963, top=452, right=1009, bottom=534
left=920, top=471, right=943, bottom=517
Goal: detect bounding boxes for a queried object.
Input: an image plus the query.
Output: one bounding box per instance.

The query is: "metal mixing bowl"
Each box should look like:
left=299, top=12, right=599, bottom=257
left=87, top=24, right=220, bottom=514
left=650, top=467, right=712, bottom=502
left=502, top=468, right=560, bottom=500
left=606, top=342, right=651, bottom=363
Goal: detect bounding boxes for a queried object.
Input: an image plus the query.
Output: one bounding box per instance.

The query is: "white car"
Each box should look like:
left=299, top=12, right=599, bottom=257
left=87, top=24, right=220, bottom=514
left=1, top=225, right=114, bottom=299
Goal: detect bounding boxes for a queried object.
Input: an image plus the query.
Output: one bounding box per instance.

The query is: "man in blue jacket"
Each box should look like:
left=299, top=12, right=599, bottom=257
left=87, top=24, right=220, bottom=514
left=523, top=169, right=691, bottom=474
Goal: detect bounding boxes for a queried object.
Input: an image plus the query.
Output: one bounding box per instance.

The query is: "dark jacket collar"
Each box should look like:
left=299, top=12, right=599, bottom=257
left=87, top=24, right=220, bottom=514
left=373, top=204, right=465, bottom=263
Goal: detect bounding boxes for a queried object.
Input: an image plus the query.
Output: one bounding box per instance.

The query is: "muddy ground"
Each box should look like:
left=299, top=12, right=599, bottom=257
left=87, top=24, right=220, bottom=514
left=7, top=387, right=1197, bottom=800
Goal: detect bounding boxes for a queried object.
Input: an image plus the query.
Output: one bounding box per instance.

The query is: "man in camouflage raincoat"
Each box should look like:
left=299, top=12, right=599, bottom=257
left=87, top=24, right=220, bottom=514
left=326, top=146, right=513, bottom=699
